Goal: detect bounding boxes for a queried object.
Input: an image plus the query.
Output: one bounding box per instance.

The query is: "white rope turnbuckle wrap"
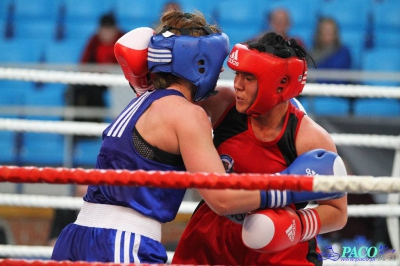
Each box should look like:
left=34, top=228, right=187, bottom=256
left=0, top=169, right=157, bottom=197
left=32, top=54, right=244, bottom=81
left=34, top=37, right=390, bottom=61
left=313, top=176, right=400, bottom=193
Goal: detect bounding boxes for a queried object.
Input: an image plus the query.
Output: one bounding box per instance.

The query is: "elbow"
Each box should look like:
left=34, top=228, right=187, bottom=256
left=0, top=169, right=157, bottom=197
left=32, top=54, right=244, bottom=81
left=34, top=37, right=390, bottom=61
left=207, top=199, right=233, bottom=216
left=331, top=207, right=348, bottom=231
left=202, top=194, right=236, bottom=216
left=337, top=213, right=348, bottom=230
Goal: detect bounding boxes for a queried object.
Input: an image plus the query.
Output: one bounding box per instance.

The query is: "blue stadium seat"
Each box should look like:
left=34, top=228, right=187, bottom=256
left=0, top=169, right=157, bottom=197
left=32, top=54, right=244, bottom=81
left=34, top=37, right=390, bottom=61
left=220, top=24, right=260, bottom=48
left=372, top=0, right=400, bottom=32
left=216, top=0, right=265, bottom=29
left=22, top=83, right=66, bottom=120
left=63, top=21, right=97, bottom=42
left=114, top=0, right=164, bottom=29
left=13, top=0, right=62, bottom=22
left=63, top=0, right=113, bottom=23
left=117, top=18, right=150, bottom=33
left=17, top=83, right=67, bottom=166
left=361, top=48, right=400, bottom=86
left=374, top=30, right=400, bottom=49
left=44, top=39, right=86, bottom=64
left=179, top=0, right=219, bottom=22
left=19, top=132, right=65, bottom=166
left=24, top=84, right=66, bottom=106
left=0, top=80, right=30, bottom=107
left=318, top=0, right=372, bottom=33
left=73, top=137, right=102, bottom=167
left=0, top=21, right=5, bottom=38
left=353, top=98, right=400, bottom=117
left=14, top=20, right=57, bottom=41
left=0, top=0, right=13, bottom=20
left=0, top=39, right=43, bottom=63
left=0, top=80, right=31, bottom=119
left=0, top=131, right=17, bottom=165
left=340, top=30, right=365, bottom=69
left=303, top=96, right=351, bottom=116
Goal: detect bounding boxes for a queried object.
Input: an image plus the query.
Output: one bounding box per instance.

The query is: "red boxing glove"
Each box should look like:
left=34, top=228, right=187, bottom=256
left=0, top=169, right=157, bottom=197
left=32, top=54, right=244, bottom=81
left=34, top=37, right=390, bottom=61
left=128, top=73, right=154, bottom=96
left=114, top=27, right=155, bottom=96
left=242, top=207, right=321, bottom=253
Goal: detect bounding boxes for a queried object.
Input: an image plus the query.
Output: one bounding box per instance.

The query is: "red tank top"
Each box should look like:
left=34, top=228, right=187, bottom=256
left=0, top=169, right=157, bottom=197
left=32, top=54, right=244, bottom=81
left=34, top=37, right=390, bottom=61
left=213, top=102, right=305, bottom=174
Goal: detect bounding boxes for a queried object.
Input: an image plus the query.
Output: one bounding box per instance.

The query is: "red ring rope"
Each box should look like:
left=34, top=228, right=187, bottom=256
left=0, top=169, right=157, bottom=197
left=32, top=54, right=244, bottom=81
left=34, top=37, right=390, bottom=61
left=0, top=166, right=313, bottom=191
left=0, top=259, right=169, bottom=266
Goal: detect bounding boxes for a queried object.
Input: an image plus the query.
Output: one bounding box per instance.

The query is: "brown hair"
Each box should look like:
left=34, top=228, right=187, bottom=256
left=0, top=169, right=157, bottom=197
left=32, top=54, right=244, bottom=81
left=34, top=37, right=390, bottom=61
left=313, top=17, right=341, bottom=49
left=152, top=10, right=220, bottom=90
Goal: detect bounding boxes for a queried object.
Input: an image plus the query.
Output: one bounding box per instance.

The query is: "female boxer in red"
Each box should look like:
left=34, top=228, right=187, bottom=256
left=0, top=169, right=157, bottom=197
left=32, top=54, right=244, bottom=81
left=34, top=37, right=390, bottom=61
left=172, top=32, right=348, bottom=266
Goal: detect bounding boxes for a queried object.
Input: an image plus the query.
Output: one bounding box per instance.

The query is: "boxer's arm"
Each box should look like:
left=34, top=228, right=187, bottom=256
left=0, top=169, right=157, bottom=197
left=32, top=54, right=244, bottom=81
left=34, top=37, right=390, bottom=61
left=177, top=105, right=262, bottom=215
left=295, top=115, right=348, bottom=233
left=197, top=85, right=236, bottom=127
left=114, top=27, right=155, bottom=96
left=314, top=195, right=348, bottom=234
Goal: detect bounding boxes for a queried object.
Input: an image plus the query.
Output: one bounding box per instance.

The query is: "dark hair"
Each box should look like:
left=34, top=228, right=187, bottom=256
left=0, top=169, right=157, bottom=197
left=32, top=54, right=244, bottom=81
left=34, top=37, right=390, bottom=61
left=246, top=32, right=307, bottom=59
left=100, top=13, right=116, bottom=27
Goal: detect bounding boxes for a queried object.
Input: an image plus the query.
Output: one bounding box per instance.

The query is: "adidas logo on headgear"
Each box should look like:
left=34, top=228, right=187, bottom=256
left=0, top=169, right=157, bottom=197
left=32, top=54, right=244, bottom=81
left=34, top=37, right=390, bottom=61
left=228, top=49, right=239, bottom=66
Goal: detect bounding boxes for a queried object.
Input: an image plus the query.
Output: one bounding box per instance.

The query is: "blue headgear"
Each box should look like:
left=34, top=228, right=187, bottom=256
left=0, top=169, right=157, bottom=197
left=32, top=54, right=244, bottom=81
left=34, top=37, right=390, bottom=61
left=147, top=26, right=229, bottom=101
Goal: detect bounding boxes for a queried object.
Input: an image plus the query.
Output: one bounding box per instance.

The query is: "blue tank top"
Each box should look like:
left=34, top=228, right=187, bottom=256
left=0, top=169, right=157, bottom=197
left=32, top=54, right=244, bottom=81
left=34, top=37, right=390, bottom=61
left=84, top=89, right=187, bottom=223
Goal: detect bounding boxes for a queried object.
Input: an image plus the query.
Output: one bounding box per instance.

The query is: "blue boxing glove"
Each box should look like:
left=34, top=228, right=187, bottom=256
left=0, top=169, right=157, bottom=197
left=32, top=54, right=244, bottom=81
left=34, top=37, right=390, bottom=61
left=260, top=149, right=346, bottom=209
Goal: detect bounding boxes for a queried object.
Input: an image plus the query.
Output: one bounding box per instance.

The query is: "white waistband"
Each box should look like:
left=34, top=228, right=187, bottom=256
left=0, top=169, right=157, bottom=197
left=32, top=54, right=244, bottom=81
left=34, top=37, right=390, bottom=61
left=75, top=201, right=162, bottom=242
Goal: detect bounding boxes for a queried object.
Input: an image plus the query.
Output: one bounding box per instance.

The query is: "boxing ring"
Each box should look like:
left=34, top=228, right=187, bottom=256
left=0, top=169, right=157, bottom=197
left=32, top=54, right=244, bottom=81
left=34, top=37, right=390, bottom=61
left=0, top=67, right=400, bottom=266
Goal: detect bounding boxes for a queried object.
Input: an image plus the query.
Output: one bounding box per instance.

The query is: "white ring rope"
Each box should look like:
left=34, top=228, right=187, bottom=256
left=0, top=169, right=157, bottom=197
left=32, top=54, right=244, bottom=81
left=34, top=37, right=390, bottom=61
left=0, top=244, right=53, bottom=259
left=0, top=118, right=106, bottom=136
left=0, top=67, right=127, bottom=87
left=0, top=118, right=399, bottom=148
left=0, top=193, right=398, bottom=218
left=0, top=245, right=177, bottom=263
left=1, top=67, right=400, bottom=99
left=0, top=194, right=199, bottom=215
left=0, top=245, right=397, bottom=266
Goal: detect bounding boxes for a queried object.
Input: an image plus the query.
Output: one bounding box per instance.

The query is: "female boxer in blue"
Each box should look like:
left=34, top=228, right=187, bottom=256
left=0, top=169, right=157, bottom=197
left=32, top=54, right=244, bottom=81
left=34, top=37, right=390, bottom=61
left=51, top=10, right=346, bottom=264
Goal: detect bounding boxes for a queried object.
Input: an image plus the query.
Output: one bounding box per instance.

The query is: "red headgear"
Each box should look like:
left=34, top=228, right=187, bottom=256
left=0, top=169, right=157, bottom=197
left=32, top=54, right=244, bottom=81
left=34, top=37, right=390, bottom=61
left=227, top=44, right=307, bottom=116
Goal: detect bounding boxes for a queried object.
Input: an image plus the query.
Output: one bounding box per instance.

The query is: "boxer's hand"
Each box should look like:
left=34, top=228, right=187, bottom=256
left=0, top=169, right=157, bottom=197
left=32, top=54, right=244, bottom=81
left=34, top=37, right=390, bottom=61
left=242, top=207, right=320, bottom=253
left=259, top=149, right=346, bottom=209
left=114, top=27, right=155, bottom=96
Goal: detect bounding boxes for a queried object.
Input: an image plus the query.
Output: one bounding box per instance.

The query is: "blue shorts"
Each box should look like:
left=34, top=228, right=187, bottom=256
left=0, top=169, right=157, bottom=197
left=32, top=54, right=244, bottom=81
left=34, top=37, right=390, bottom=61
left=51, top=223, right=167, bottom=263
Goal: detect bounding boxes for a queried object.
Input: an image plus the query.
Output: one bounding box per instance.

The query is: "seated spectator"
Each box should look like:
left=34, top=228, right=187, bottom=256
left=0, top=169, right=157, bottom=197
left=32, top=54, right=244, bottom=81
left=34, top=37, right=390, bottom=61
left=65, top=13, right=125, bottom=126
left=307, top=17, right=352, bottom=84
left=249, top=8, right=305, bottom=48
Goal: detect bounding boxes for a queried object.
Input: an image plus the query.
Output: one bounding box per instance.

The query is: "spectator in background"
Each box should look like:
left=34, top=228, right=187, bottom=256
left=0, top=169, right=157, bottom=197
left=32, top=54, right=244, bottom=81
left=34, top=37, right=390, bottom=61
left=162, top=1, right=181, bottom=13
left=307, top=17, right=352, bottom=84
left=66, top=13, right=125, bottom=125
left=152, top=1, right=181, bottom=29
left=249, top=8, right=305, bottom=48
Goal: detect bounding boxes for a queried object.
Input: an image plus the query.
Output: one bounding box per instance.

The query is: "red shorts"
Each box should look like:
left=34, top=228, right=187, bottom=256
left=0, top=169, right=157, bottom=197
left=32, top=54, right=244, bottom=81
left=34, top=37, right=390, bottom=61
left=172, top=203, right=322, bottom=266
